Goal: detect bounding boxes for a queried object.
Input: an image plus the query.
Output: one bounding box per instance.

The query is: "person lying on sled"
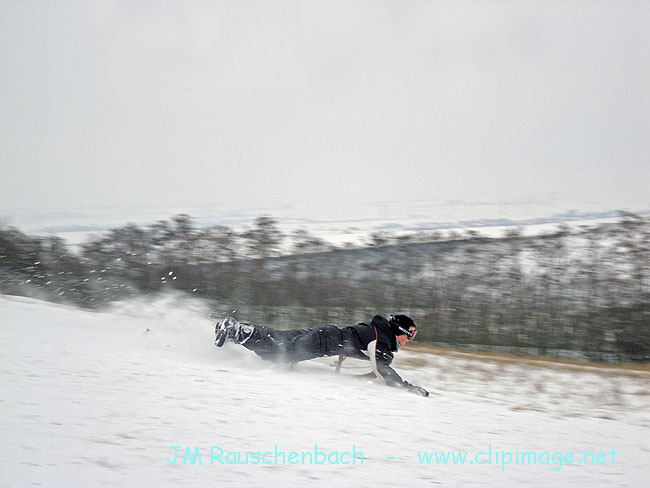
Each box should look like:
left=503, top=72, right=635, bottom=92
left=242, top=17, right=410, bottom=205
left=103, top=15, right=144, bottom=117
left=215, top=313, right=429, bottom=396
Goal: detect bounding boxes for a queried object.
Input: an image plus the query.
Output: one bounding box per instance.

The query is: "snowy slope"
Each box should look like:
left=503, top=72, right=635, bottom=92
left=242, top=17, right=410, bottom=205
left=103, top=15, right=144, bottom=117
left=1, top=294, right=648, bottom=487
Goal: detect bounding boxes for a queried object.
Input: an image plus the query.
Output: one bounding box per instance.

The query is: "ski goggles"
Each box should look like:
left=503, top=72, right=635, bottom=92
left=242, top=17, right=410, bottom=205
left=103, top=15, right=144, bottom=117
left=398, top=326, right=417, bottom=340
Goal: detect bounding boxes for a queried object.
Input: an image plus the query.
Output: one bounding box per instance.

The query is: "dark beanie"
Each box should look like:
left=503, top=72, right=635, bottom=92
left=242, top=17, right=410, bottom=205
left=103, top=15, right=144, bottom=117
left=389, top=314, right=416, bottom=335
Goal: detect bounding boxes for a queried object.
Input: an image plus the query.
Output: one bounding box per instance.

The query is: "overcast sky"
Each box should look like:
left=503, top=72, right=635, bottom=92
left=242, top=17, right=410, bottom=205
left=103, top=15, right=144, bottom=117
left=1, top=0, right=648, bottom=212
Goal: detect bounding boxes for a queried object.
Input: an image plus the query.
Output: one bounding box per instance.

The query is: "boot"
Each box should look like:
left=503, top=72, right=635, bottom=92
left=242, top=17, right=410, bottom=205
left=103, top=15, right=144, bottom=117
left=215, top=316, right=254, bottom=347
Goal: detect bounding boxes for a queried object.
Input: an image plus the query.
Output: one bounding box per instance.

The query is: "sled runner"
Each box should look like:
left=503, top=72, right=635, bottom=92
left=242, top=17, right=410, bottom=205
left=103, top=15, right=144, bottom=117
left=333, top=340, right=387, bottom=384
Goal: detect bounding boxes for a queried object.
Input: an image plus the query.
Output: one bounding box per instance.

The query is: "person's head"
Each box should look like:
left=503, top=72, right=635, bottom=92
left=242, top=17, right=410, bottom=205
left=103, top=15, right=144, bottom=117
left=389, top=314, right=417, bottom=346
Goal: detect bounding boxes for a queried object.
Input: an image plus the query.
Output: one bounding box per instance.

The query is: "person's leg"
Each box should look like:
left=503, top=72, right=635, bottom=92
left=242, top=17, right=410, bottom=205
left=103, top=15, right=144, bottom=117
left=286, top=325, right=343, bottom=362
left=239, top=323, right=313, bottom=362
left=216, top=318, right=342, bottom=364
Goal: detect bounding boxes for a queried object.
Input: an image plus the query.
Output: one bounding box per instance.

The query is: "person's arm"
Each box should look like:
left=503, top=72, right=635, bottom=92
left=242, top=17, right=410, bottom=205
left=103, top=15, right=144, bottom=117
left=370, top=315, right=429, bottom=397
left=373, top=346, right=429, bottom=396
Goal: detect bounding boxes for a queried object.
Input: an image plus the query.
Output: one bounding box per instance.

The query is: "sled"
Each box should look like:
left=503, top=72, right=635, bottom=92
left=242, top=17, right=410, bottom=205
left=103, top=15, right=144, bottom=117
left=333, top=340, right=387, bottom=385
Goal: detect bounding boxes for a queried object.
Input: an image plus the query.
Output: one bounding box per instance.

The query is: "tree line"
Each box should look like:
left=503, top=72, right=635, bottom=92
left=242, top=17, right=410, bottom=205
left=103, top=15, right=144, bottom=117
left=1, top=213, right=648, bottom=362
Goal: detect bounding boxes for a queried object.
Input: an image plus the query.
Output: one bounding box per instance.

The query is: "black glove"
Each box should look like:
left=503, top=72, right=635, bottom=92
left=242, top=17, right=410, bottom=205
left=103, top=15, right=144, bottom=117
left=408, top=384, right=430, bottom=397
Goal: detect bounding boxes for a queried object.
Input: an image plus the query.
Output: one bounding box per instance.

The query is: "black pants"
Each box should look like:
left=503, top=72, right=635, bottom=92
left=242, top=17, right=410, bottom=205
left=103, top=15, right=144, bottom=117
left=241, top=324, right=343, bottom=363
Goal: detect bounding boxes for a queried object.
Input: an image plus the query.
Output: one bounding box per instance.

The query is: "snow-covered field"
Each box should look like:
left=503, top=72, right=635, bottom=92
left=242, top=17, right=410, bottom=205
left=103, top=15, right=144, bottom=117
left=2, top=193, right=648, bottom=248
left=1, top=294, right=648, bottom=487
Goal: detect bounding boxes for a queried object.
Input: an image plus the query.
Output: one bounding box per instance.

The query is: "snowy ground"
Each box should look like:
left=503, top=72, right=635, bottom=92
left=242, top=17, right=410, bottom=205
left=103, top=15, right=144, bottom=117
left=1, top=294, right=649, bottom=487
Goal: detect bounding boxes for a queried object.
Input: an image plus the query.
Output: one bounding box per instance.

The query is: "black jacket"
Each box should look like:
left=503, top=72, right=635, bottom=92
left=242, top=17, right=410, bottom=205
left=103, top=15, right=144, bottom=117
left=341, top=315, right=409, bottom=388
